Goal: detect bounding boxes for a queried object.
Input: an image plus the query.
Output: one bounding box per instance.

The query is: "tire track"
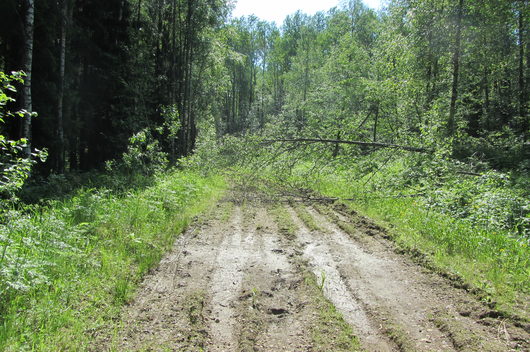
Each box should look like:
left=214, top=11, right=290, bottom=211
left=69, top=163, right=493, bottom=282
left=305, top=204, right=513, bottom=352
left=238, top=207, right=312, bottom=352
left=287, top=205, right=396, bottom=351
left=98, top=197, right=527, bottom=352
left=206, top=206, right=254, bottom=351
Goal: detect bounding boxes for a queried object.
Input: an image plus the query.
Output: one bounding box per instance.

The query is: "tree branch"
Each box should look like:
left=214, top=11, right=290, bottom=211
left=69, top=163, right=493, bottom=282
left=262, top=138, right=431, bottom=153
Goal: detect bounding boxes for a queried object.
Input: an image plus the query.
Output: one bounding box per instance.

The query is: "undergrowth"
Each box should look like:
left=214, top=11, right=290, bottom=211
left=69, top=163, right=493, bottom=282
left=0, top=169, right=226, bottom=350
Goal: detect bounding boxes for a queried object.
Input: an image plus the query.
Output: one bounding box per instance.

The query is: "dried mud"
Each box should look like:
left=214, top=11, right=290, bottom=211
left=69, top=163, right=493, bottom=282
left=97, top=195, right=529, bottom=352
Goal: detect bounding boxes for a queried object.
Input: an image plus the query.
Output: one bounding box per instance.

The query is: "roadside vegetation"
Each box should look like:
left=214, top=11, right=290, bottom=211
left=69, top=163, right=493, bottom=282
left=0, top=166, right=225, bottom=350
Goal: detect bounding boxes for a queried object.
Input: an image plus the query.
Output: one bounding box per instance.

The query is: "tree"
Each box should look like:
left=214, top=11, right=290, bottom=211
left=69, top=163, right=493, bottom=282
left=22, top=0, right=34, bottom=157
left=447, top=0, right=464, bottom=137
left=55, top=0, right=73, bottom=173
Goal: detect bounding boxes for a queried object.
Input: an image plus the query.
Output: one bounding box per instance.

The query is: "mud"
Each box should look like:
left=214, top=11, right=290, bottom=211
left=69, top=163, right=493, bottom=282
left=97, top=196, right=529, bottom=352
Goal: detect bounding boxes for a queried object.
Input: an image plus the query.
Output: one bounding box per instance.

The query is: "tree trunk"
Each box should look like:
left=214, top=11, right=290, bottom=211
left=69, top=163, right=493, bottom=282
left=526, top=0, right=530, bottom=141
left=56, top=0, right=69, bottom=173
left=482, top=67, right=491, bottom=130
left=260, top=52, right=266, bottom=128
left=448, top=0, right=464, bottom=137
left=169, top=0, right=177, bottom=163
left=518, top=4, right=526, bottom=119
left=136, top=0, right=142, bottom=26
left=263, top=138, right=431, bottom=153
left=332, top=131, right=341, bottom=158
left=373, top=103, right=379, bottom=142
left=22, top=0, right=35, bottom=157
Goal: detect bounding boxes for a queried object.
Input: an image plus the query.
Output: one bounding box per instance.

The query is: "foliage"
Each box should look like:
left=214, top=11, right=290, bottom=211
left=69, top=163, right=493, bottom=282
left=359, top=153, right=530, bottom=237
left=205, top=133, right=529, bottom=319
left=214, top=0, right=528, bottom=172
left=106, top=129, right=168, bottom=176
left=0, top=0, right=528, bottom=345
left=162, top=104, right=181, bottom=141
left=0, top=71, right=46, bottom=200
left=0, top=169, right=226, bottom=350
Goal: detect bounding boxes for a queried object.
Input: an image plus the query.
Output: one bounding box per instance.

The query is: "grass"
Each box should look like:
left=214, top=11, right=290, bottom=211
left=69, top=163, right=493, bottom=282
left=0, top=169, right=226, bottom=351
left=269, top=204, right=298, bottom=239
left=293, top=204, right=324, bottom=233
left=432, top=313, right=506, bottom=352
left=310, top=170, right=530, bottom=322
left=304, top=273, right=362, bottom=352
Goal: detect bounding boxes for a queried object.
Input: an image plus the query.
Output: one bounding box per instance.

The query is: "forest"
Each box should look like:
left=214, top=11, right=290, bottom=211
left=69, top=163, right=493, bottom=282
left=0, top=0, right=529, bottom=350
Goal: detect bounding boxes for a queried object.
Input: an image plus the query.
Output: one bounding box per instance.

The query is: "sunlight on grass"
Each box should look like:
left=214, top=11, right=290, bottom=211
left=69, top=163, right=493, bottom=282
left=0, top=170, right=226, bottom=350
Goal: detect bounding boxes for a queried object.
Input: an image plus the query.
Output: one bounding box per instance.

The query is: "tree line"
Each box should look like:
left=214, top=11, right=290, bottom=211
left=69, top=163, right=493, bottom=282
left=1, top=0, right=229, bottom=174
left=0, top=0, right=528, bottom=177
left=219, top=0, right=529, bottom=170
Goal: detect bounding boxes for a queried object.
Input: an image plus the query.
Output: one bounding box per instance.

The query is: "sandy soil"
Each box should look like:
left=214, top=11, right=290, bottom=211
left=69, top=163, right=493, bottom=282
left=98, top=195, right=529, bottom=351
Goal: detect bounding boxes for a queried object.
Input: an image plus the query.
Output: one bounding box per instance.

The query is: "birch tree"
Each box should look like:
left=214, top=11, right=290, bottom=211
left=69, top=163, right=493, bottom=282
left=22, top=0, right=34, bottom=157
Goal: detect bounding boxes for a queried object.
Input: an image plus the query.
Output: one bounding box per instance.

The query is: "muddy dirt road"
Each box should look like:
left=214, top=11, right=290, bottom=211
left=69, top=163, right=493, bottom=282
left=100, top=195, right=529, bottom=351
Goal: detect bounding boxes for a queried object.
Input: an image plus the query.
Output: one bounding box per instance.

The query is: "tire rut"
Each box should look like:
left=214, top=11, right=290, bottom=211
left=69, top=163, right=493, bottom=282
left=97, top=197, right=528, bottom=352
left=298, top=203, right=522, bottom=351
left=235, top=206, right=312, bottom=351
left=287, top=205, right=396, bottom=352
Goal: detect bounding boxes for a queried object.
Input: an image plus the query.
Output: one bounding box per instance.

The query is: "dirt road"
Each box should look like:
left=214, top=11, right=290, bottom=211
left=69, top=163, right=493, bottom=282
left=100, top=195, right=529, bottom=351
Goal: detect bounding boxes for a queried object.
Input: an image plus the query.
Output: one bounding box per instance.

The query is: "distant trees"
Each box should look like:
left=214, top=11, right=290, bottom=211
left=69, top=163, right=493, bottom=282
left=218, top=0, right=529, bottom=170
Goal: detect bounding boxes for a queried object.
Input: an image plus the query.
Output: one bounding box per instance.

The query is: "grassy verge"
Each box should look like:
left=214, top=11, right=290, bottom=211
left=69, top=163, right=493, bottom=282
left=311, top=172, right=529, bottom=322
left=0, top=169, right=226, bottom=351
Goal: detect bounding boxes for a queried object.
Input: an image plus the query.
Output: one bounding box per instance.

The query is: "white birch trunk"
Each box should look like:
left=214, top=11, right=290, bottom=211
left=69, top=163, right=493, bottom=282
left=22, top=0, right=35, bottom=157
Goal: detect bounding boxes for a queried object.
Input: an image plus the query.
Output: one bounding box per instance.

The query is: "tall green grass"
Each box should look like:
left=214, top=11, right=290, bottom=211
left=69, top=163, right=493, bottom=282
left=0, top=170, right=226, bottom=351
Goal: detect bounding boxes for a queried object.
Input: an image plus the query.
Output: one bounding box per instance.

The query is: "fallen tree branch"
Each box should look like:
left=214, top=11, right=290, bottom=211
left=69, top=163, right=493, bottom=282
left=457, top=171, right=482, bottom=177
left=262, top=138, right=431, bottom=153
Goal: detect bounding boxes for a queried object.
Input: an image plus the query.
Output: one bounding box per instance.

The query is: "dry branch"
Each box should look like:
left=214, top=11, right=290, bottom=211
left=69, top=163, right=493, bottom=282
left=262, top=138, right=431, bottom=153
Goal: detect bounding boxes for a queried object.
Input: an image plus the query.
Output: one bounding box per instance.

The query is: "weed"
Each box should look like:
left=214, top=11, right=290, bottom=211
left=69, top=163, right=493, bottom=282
left=251, top=287, right=260, bottom=309
left=318, top=270, right=326, bottom=291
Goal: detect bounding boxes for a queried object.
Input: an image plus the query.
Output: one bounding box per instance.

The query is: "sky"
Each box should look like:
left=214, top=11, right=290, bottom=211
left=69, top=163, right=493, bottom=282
left=231, top=0, right=383, bottom=25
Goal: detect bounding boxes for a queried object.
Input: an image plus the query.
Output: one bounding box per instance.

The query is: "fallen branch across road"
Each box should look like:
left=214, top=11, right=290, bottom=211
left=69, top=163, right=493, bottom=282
left=262, top=138, right=432, bottom=153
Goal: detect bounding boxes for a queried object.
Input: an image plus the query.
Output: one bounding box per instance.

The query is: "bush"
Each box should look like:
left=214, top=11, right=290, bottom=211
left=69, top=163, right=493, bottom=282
left=106, top=128, right=168, bottom=176
left=0, top=72, right=47, bottom=202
